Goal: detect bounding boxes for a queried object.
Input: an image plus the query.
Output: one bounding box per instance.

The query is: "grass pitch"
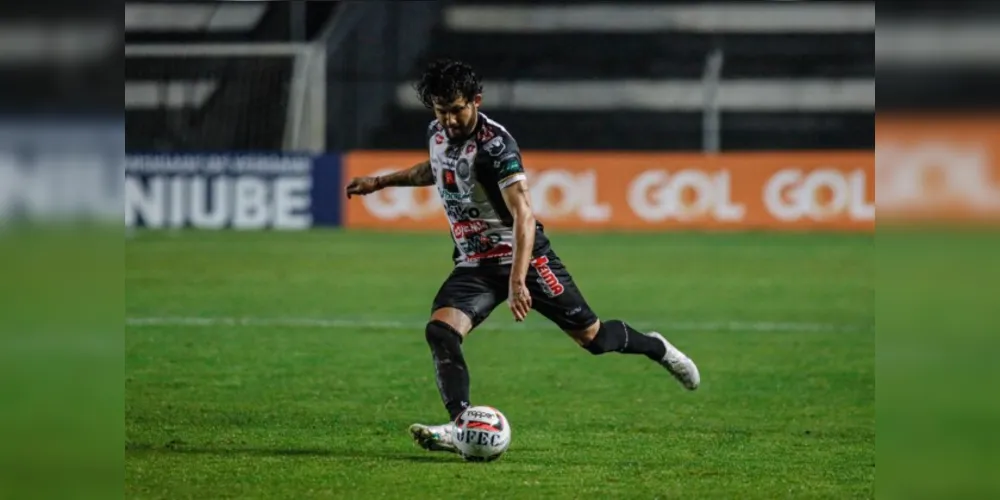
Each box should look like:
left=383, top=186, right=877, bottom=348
left=126, top=230, right=873, bottom=499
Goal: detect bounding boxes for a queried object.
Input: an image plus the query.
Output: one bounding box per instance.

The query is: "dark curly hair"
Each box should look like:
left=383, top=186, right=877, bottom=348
left=414, top=58, right=483, bottom=109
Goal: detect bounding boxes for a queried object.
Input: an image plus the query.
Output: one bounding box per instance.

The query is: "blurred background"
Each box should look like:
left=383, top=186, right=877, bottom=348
left=123, top=0, right=880, bottom=153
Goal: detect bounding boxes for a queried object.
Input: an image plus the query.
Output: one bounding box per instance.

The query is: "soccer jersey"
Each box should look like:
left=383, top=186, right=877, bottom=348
left=426, top=112, right=550, bottom=267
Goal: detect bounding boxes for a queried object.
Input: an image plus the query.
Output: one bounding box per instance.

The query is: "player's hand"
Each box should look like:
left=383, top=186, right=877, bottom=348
left=345, top=176, right=381, bottom=198
left=508, top=279, right=532, bottom=322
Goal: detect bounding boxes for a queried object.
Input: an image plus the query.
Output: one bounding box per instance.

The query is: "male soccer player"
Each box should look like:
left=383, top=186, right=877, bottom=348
left=345, top=59, right=700, bottom=454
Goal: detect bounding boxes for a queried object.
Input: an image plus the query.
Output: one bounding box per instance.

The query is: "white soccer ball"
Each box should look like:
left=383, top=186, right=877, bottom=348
left=453, top=405, right=511, bottom=462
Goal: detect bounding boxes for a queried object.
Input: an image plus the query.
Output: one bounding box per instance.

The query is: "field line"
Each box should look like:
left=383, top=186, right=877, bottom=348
left=125, top=316, right=871, bottom=333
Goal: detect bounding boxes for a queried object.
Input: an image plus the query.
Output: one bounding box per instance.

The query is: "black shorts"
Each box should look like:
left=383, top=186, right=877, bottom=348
left=431, top=250, right=599, bottom=331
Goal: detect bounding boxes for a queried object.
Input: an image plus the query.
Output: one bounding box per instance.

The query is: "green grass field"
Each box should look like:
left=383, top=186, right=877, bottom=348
left=126, top=230, right=874, bottom=499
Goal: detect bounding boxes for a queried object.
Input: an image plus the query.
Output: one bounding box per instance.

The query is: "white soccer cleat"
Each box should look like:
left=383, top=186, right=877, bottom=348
left=408, top=422, right=459, bottom=453
left=649, top=332, right=701, bottom=390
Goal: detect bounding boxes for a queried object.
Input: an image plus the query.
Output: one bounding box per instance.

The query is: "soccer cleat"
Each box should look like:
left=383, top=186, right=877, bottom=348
left=649, top=332, right=701, bottom=390
left=408, top=422, right=459, bottom=453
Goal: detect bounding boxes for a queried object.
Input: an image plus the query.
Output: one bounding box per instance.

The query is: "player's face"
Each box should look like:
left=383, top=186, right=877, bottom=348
left=433, top=94, right=481, bottom=139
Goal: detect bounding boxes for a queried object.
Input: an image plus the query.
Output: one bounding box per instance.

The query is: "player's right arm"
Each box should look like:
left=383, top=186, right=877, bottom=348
left=375, top=160, right=435, bottom=188
left=345, top=160, right=433, bottom=198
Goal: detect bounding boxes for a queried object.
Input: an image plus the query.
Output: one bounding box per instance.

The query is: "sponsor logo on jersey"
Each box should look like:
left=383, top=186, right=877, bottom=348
left=498, top=158, right=521, bottom=177
left=435, top=134, right=445, bottom=145
left=462, top=233, right=501, bottom=256
left=452, top=219, right=489, bottom=239
left=531, top=255, right=565, bottom=297
left=440, top=190, right=472, bottom=202
left=439, top=166, right=471, bottom=202
left=466, top=243, right=513, bottom=262
left=485, top=136, right=506, bottom=157
left=476, top=125, right=495, bottom=142
left=445, top=144, right=462, bottom=159
left=444, top=202, right=480, bottom=221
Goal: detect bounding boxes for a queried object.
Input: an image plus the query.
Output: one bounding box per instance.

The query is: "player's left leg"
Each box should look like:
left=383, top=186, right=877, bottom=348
left=526, top=253, right=700, bottom=390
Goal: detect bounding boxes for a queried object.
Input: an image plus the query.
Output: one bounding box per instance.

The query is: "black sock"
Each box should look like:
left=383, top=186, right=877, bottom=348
left=583, top=320, right=666, bottom=361
left=425, top=320, right=471, bottom=420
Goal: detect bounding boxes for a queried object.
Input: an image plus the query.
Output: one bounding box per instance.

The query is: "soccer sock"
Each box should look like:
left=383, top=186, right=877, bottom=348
left=583, top=320, right=666, bottom=361
left=425, top=320, right=471, bottom=420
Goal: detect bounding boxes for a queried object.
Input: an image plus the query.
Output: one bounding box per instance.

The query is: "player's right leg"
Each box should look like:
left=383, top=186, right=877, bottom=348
left=409, top=267, right=505, bottom=453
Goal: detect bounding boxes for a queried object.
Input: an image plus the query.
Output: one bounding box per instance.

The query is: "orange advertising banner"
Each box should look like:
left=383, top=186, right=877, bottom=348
left=876, top=116, right=1000, bottom=223
left=344, top=151, right=875, bottom=231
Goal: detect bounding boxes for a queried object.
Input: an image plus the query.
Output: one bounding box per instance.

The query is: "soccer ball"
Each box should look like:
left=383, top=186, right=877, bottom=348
left=453, top=406, right=511, bottom=462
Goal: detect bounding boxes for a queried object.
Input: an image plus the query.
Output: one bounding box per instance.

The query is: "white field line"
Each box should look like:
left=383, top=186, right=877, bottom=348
left=125, top=316, right=872, bottom=333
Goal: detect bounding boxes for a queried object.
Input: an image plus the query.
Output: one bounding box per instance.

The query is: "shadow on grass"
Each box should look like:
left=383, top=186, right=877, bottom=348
left=126, top=441, right=452, bottom=463
left=126, top=441, right=662, bottom=466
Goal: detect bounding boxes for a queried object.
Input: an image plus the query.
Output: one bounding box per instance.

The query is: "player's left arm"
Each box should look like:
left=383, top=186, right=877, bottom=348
left=489, top=130, right=534, bottom=320
left=500, top=167, right=535, bottom=322
left=502, top=178, right=536, bottom=286
left=491, top=132, right=534, bottom=290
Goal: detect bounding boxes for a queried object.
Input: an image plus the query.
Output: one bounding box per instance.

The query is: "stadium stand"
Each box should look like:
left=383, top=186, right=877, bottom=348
left=125, top=1, right=1000, bottom=153
left=368, top=1, right=875, bottom=152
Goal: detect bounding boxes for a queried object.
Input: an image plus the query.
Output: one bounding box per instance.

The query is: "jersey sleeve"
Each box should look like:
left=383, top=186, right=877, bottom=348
left=426, top=120, right=442, bottom=144
left=484, top=131, right=525, bottom=189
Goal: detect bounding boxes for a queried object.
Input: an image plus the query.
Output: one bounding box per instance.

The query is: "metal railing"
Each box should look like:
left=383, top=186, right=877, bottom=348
left=701, top=47, right=725, bottom=154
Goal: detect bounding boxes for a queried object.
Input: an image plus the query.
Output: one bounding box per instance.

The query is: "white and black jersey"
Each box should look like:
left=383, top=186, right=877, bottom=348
left=426, top=112, right=551, bottom=267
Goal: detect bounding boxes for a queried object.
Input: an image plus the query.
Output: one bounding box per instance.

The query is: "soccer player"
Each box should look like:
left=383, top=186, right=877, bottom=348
left=345, top=59, right=700, bottom=454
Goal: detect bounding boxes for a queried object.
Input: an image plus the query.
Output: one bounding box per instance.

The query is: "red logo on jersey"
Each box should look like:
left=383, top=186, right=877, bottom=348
left=477, top=126, right=495, bottom=142
left=444, top=170, right=456, bottom=185
left=435, top=134, right=445, bottom=144
left=531, top=255, right=565, bottom=297
left=452, top=220, right=489, bottom=239
left=467, top=244, right=513, bottom=261
left=466, top=143, right=476, bottom=155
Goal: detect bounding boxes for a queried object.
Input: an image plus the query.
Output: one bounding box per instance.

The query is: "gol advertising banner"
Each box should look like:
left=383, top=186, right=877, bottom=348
left=344, top=151, right=875, bottom=232
left=876, top=116, right=1000, bottom=223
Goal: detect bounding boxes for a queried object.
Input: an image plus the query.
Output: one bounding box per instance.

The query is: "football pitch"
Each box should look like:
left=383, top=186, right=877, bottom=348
left=126, top=230, right=874, bottom=499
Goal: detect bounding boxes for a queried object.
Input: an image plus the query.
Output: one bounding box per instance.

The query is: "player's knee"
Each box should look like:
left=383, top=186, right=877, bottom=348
left=426, top=319, right=464, bottom=347
left=574, top=321, right=604, bottom=354
left=430, top=307, right=474, bottom=335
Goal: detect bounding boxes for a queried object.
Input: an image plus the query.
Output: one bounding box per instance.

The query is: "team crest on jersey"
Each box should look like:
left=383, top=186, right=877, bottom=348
left=465, top=143, right=476, bottom=155
left=435, top=134, right=445, bottom=144
left=456, top=158, right=471, bottom=181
